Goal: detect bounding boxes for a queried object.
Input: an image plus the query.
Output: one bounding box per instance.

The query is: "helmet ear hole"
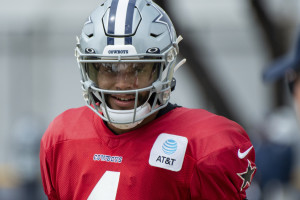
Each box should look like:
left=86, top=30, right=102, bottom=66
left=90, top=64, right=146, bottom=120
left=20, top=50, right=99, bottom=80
left=91, top=92, right=101, bottom=105
left=148, top=92, right=158, bottom=107
left=171, top=78, right=176, bottom=91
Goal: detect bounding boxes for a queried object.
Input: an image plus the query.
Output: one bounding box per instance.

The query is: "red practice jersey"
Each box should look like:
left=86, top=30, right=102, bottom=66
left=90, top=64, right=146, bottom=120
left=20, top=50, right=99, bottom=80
left=40, top=106, right=256, bottom=200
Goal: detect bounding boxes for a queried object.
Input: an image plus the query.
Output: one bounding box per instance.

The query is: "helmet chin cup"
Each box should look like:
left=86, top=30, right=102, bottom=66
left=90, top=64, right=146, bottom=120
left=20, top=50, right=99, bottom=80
left=101, top=103, right=151, bottom=129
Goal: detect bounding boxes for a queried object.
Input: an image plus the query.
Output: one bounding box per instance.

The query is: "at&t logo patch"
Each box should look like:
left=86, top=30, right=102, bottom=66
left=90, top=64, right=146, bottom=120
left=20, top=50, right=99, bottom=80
left=162, top=139, right=177, bottom=155
left=149, top=133, right=188, bottom=172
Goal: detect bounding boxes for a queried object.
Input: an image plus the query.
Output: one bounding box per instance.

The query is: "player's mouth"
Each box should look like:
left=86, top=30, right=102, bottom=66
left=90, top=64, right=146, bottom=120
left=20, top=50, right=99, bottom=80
left=109, top=95, right=136, bottom=110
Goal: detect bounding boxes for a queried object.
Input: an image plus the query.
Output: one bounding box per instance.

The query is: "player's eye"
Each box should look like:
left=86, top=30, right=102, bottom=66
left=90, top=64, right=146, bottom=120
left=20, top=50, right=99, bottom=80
left=92, top=63, right=101, bottom=71
left=133, top=63, right=145, bottom=73
left=100, top=63, right=116, bottom=73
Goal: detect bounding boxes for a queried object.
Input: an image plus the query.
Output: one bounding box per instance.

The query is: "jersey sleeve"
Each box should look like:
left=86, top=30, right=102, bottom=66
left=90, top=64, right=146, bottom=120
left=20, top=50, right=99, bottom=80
left=190, top=142, right=256, bottom=199
left=40, top=131, right=59, bottom=200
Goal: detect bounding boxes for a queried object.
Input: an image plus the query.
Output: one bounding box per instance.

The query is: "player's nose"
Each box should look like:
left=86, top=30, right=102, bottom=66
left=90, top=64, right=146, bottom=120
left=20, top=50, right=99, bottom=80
left=114, top=69, right=138, bottom=90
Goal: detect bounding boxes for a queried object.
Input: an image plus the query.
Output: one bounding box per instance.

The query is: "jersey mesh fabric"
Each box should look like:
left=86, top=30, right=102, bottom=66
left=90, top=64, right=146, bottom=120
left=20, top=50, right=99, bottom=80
left=40, top=106, right=256, bottom=200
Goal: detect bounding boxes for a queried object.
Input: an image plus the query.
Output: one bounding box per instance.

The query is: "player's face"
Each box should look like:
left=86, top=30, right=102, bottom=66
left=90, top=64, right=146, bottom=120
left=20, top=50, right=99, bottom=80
left=88, top=62, right=159, bottom=110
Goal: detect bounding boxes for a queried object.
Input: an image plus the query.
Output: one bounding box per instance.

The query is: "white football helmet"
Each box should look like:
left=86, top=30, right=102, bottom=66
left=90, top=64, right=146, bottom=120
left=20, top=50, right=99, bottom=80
left=75, top=0, right=185, bottom=129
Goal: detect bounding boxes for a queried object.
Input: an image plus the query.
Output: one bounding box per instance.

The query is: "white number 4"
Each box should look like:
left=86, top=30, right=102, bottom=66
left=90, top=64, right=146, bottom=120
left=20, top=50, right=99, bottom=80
left=87, top=171, right=120, bottom=200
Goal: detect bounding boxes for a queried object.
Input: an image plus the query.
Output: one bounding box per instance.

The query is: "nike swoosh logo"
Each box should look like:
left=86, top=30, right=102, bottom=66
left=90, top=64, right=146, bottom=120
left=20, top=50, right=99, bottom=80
left=238, top=146, right=253, bottom=159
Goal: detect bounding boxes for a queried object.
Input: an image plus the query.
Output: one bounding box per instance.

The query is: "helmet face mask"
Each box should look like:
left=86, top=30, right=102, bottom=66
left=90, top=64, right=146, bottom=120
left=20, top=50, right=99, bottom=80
left=86, top=60, right=161, bottom=110
left=75, top=0, right=185, bottom=128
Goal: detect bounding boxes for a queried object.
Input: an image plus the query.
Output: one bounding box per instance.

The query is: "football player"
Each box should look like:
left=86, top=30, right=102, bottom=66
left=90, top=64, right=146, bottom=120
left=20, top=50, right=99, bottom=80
left=40, top=0, right=256, bottom=199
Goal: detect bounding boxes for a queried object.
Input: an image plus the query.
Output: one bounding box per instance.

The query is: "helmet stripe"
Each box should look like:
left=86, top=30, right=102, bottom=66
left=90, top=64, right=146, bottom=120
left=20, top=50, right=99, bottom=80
left=107, top=0, right=137, bottom=45
left=125, top=0, right=137, bottom=44
left=107, top=0, right=119, bottom=45
left=114, top=0, right=129, bottom=45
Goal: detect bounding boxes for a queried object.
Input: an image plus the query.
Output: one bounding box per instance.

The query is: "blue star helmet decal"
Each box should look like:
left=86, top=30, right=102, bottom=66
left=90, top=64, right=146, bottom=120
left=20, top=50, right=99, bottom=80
left=152, top=4, right=174, bottom=42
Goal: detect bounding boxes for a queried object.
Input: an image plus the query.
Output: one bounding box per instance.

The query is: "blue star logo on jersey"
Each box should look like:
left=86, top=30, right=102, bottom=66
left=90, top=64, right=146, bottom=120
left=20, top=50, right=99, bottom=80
left=237, top=160, right=256, bottom=191
left=162, top=139, right=177, bottom=155
left=152, top=4, right=173, bottom=41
